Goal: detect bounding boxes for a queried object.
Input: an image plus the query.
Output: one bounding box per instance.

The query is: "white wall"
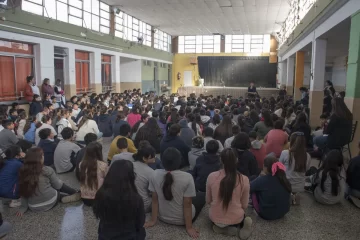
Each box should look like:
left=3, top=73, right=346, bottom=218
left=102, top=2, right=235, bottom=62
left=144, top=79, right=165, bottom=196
left=304, top=63, right=311, bottom=86
left=331, top=55, right=347, bottom=87
left=120, top=60, right=142, bottom=83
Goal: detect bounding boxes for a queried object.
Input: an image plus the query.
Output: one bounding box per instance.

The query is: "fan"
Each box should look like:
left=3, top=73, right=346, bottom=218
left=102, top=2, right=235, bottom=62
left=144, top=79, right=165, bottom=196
left=137, top=35, right=144, bottom=45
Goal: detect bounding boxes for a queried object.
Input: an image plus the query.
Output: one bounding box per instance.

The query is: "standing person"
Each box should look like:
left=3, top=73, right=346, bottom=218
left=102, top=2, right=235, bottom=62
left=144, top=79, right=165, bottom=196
left=127, top=106, right=142, bottom=128
left=54, top=79, right=66, bottom=108
left=93, top=160, right=146, bottom=240
left=25, top=76, right=40, bottom=102
left=214, top=115, right=233, bottom=145
left=324, top=80, right=336, bottom=97
left=16, top=148, right=80, bottom=216
left=279, top=132, right=311, bottom=205
left=145, top=148, right=205, bottom=239
left=264, top=120, right=289, bottom=157
left=79, top=142, right=108, bottom=207
left=250, top=156, right=291, bottom=220
left=206, top=149, right=252, bottom=239
left=253, top=110, right=273, bottom=140
left=41, top=78, right=54, bottom=98
left=247, top=81, right=258, bottom=99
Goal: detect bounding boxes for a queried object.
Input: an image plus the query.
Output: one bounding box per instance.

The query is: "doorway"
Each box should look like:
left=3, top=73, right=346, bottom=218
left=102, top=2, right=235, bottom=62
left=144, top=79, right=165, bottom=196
left=54, top=58, right=64, bottom=89
left=184, top=71, right=192, bottom=87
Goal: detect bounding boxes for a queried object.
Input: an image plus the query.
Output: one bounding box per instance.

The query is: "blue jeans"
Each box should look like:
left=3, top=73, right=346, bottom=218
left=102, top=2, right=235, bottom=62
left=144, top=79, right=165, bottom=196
left=148, top=157, right=163, bottom=170
left=313, top=135, right=328, bottom=150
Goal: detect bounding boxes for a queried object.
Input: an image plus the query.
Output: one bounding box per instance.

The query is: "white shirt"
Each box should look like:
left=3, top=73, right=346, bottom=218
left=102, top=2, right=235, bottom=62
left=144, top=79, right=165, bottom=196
left=75, top=120, right=100, bottom=141
left=31, top=84, right=40, bottom=96
left=35, top=123, right=57, bottom=146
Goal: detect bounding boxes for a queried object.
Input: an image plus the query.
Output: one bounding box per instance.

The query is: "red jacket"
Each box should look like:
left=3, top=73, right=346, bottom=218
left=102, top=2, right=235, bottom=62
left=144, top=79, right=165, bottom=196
left=24, top=84, right=33, bottom=102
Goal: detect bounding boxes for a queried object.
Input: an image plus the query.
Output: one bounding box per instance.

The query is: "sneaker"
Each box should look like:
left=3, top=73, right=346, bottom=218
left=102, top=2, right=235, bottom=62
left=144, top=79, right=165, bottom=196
left=212, top=225, right=238, bottom=236
left=0, top=221, right=12, bottom=239
left=61, top=192, right=81, bottom=204
left=9, top=199, right=21, bottom=208
left=291, top=193, right=301, bottom=205
left=238, top=217, right=252, bottom=240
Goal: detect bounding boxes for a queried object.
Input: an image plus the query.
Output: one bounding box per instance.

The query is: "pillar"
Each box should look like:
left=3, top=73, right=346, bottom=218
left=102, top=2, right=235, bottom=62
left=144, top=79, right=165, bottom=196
left=294, top=51, right=305, bottom=101
left=112, top=55, right=121, bottom=93
left=345, top=11, right=360, bottom=156
left=64, top=47, right=77, bottom=99
left=278, top=61, right=287, bottom=87
left=286, top=57, right=295, bottom=95
left=90, top=51, right=102, bottom=94
left=34, top=44, right=55, bottom=87
left=309, top=39, right=327, bottom=128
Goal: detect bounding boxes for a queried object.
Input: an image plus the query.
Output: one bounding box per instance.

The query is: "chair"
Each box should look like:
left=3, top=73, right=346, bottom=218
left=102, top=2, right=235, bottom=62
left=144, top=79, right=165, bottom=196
left=342, top=121, right=358, bottom=159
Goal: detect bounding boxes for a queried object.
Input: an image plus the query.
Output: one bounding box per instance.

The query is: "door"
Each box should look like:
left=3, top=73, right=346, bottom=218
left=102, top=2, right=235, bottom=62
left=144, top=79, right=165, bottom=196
left=54, top=58, right=64, bottom=89
left=183, top=71, right=192, bottom=87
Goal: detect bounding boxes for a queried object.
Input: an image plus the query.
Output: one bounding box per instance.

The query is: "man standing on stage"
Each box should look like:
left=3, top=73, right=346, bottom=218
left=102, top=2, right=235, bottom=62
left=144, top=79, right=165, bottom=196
left=247, top=81, right=258, bottom=98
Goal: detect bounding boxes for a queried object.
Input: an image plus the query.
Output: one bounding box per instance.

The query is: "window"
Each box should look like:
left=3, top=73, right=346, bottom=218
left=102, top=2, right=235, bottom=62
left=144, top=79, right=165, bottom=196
left=22, top=0, right=110, bottom=34
left=101, top=54, right=112, bottom=93
left=0, top=40, right=35, bottom=101
left=75, top=51, right=90, bottom=94
left=115, top=11, right=152, bottom=47
left=224, top=35, right=270, bottom=53
left=178, top=35, right=221, bottom=53
left=154, top=29, right=171, bottom=52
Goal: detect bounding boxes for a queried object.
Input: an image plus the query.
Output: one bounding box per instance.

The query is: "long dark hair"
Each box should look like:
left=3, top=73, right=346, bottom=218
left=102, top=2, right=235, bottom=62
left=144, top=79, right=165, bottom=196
left=289, top=133, right=307, bottom=172
left=133, top=141, right=155, bottom=162
left=115, top=111, right=125, bottom=123
left=162, top=148, right=182, bottom=201
left=219, top=149, right=242, bottom=211
left=24, top=116, right=37, bottom=133
left=262, top=110, right=273, bottom=128
left=79, top=142, right=103, bottom=190
left=331, top=98, right=353, bottom=121
left=316, top=150, right=343, bottom=196
left=18, top=148, right=44, bottom=198
left=136, top=118, right=162, bottom=140
left=264, top=156, right=292, bottom=192
left=78, top=111, right=92, bottom=129
left=293, top=112, right=307, bottom=129
left=216, top=115, right=233, bottom=137
left=93, top=160, right=141, bottom=223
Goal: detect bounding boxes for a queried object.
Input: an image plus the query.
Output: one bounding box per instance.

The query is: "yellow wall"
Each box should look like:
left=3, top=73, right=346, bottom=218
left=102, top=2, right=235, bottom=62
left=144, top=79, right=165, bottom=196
left=172, top=53, right=270, bottom=92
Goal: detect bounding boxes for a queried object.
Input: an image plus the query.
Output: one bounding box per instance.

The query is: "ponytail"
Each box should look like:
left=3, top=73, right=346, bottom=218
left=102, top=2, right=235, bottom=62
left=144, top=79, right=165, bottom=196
left=162, top=172, right=174, bottom=201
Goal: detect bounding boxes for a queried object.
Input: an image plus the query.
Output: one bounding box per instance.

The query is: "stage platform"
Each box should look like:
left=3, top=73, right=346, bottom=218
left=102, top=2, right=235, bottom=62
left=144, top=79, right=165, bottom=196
left=177, top=86, right=279, bottom=99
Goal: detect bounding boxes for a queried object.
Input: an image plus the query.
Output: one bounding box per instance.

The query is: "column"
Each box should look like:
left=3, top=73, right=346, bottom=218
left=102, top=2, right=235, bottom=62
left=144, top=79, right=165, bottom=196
left=90, top=51, right=102, bottom=94
left=278, top=61, right=287, bottom=87
left=286, top=57, right=295, bottom=95
left=64, top=47, right=77, bottom=98
left=294, top=51, right=305, bottom=101
left=344, top=11, right=360, bottom=155
left=309, top=39, right=327, bottom=128
left=112, top=55, right=121, bottom=92
left=34, top=43, right=55, bottom=86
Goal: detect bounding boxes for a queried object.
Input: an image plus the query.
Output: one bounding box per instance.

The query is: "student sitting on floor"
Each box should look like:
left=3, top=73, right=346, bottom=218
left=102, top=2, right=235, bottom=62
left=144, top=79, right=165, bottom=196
left=145, top=148, right=205, bottom=239
left=203, top=127, right=224, bottom=153
left=16, top=148, right=80, bottom=216
left=54, top=127, right=81, bottom=174
left=75, top=133, right=98, bottom=180
left=308, top=150, right=346, bottom=205
left=56, top=109, right=73, bottom=140
left=79, top=142, right=108, bottom=207
left=0, top=146, right=24, bottom=208
left=206, top=148, right=252, bottom=239
left=249, top=131, right=267, bottom=169
left=264, top=119, right=289, bottom=158
left=190, top=140, right=221, bottom=192
left=37, top=128, right=59, bottom=167
left=0, top=120, right=32, bottom=154
left=93, top=160, right=146, bottom=240
left=250, top=156, right=291, bottom=220
left=108, top=124, right=136, bottom=164
left=279, top=132, right=311, bottom=205
left=35, top=116, right=57, bottom=146
left=23, top=116, right=38, bottom=144
left=188, top=136, right=205, bottom=170
left=224, top=125, right=241, bottom=149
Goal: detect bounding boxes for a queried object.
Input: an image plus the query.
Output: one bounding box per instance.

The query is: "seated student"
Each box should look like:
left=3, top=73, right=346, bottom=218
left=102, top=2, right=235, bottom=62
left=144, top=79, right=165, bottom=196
left=36, top=105, right=49, bottom=123
left=16, top=111, right=27, bottom=139
left=250, top=156, right=291, bottom=220
left=190, top=140, right=221, bottom=192
left=145, top=148, right=205, bottom=239
left=347, top=143, right=360, bottom=200
left=0, top=146, right=24, bottom=208
left=112, top=111, right=127, bottom=138
left=51, top=96, right=59, bottom=109
left=0, top=120, right=32, bottom=154
left=208, top=114, right=221, bottom=131
left=308, top=150, right=345, bottom=205
left=200, top=109, right=211, bottom=127
left=72, top=103, right=81, bottom=119
left=56, top=109, right=72, bottom=140
left=35, top=116, right=57, bottom=146
left=24, top=117, right=38, bottom=144
left=312, top=114, right=328, bottom=138
left=79, top=142, right=108, bottom=207
left=108, top=124, right=137, bottom=164
left=97, top=107, right=113, bottom=137
left=253, top=110, right=273, bottom=140
left=231, top=132, right=259, bottom=179
left=38, top=128, right=59, bottom=167
left=113, top=141, right=155, bottom=213
left=135, top=117, right=163, bottom=153
left=76, top=113, right=102, bottom=143
left=8, top=109, right=18, bottom=122
left=93, top=160, right=146, bottom=240
left=54, top=127, right=81, bottom=174
left=75, top=133, right=98, bottom=180
left=206, top=149, right=252, bottom=239
left=112, top=138, right=134, bottom=161
left=249, top=131, right=267, bottom=169
left=290, top=112, right=312, bottom=147
left=279, top=132, right=311, bottom=205
left=224, top=125, right=241, bottom=149
left=178, top=119, right=195, bottom=148
left=203, top=127, right=224, bottom=153
left=188, top=136, right=205, bottom=171
left=264, top=119, right=289, bottom=158
left=29, top=94, right=43, bottom=117
left=16, top=148, right=80, bottom=216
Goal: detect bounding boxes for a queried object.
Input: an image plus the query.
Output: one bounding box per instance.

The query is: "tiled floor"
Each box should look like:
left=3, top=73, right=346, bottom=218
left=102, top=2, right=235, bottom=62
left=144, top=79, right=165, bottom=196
left=1, top=137, right=360, bottom=240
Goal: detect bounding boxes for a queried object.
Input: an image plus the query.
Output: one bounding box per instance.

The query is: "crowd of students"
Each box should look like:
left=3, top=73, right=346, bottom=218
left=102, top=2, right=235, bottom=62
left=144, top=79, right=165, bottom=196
left=0, top=80, right=360, bottom=239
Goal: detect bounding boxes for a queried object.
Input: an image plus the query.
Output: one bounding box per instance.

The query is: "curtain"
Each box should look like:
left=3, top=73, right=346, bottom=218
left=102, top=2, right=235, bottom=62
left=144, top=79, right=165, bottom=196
left=15, top=58, right=33, bottom=97
left=0, top=56, right=16, bottom=100
left=198, top=56, right=277, bottom=88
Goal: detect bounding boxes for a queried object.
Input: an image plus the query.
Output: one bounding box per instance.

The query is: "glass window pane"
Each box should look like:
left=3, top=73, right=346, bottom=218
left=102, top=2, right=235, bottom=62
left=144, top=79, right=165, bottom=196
left=57, top=2, right=68, bottom=22
left=115, top=31, right=123, bottom=38
left=100, top=26, right=110, bottom=34
left=186, top=40, right=196, bottom=45
left=203, top=40, right=213, bottom=44
left=92, top=0, right=99, bottom=15
left=225, top=43, right=232, bottom=53
left=92, top=15, right=100, bottom=31
left=244, top=35, right=251, bottom=43
left=83, top=12, right=91, bottom=28
left=100, top=2, right=109, bottom=11
left=29, top=0, right=42, bottom=4
left=179, top=44, right=185, bottom=53
left=69, top=16, right=82, bottom=26
left=185, top=48, right=195, bottom=53
left=214, top=35, right=221, bottom=43
left=100, top=10, right=109, bottom=19
left=22, top=1, right=43, bottom=15
left=128, top=15, right=132, bottom=28
left=179, top=36, right=184, bottom=44
left=203, top=49, right=213, bottom=53
left=100, top=18, right=109, bottom=27
left=83, top=0, right=91, bottom=12
left=69, top=0, right=82, bottom=8
left=196, top=35, right=202, bottom=44
left=116, top=24, right=123, bottom=31
left=244, top=43, right=250, bottom=52
left=233, top=39, right=244, bottom=44
left=58, top=0, right=67, bottom=3
left=69, top=7, right=82, bottom=17
left=196, top=45, right=202, bottom=53
left=133, top=24, right=139, bottom=31
left=44, top=0, right=56, bottom=17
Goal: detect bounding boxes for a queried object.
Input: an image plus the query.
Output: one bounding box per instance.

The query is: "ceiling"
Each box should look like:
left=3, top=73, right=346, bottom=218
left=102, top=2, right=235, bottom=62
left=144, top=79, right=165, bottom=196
left=103, top=0, right=291, bottom=36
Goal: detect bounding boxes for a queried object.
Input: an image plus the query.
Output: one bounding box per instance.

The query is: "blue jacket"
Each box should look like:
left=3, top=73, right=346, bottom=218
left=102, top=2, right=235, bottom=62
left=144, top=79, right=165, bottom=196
left=112, top=120, right=128, bottom=138
left=160, top=135, right=190, bottom=167
left=0, top=158, right=23, bottom=199
left=29, top=101, right=43, bottom=117
left=38, top=139, right=59, bottom=166
left=250, top=174, right=290, bottom=220
left=190, top=153, right=221, bottom=192
left=97, top=114, right=113, bottom=137
left=24, top=122, right=36, bottom=143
